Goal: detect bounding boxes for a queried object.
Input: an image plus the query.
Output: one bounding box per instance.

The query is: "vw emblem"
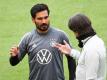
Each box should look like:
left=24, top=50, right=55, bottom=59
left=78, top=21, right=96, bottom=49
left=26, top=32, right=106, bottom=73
left=37, top=49, right=52, bottom=64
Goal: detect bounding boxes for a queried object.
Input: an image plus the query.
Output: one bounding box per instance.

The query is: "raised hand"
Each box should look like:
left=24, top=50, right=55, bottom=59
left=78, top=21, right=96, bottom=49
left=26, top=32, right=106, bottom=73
left=10, top=45, right=19, bottom=57
left=54, top=40, right=71, bottom=55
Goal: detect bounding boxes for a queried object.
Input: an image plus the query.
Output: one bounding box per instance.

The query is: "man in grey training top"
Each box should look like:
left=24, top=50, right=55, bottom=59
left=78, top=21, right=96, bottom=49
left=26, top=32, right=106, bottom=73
left=9, top=3, right=76, bottom=80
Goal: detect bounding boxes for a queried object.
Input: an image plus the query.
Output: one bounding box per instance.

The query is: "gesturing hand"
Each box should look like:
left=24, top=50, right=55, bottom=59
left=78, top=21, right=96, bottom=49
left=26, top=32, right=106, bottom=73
left=10, top=45, right=19, bottom=57
left=54, top=40, right=71, bottom=55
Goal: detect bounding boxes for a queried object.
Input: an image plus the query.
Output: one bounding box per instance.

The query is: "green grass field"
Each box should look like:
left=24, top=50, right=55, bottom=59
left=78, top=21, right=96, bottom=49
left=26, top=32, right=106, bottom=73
left=0, top=0, right=107, bottom=80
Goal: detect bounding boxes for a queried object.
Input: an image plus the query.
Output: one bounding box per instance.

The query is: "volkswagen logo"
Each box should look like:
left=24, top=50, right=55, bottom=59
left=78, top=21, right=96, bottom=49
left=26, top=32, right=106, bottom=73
left=37, top=49, right=52, bottom=64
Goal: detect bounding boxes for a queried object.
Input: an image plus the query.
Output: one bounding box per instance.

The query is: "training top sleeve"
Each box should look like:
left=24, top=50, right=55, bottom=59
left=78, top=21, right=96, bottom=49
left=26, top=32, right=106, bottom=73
left=60, top=32, right=76, bottom=80
left=17, top=32, right=30, bottom=61
left=9, top=32, right=30, bottom=66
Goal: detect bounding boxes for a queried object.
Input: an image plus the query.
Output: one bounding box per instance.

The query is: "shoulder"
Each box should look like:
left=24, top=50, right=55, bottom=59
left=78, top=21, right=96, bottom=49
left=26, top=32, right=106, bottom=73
left=84, top=35, right=106, bottom=54
left=88, top=35, right=104, bottom=48
left=21, top=30, right=35, bottom=40
left=51, top=27, right=67, bottom=36
left=22, top=32, right=31, bottom=39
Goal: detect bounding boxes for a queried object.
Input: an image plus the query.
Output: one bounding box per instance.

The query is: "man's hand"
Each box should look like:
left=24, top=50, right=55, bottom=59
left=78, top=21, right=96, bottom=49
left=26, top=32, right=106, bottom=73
left=10, top=45, right=19, bottom=57
left=54, top=40, right=71, bottom=55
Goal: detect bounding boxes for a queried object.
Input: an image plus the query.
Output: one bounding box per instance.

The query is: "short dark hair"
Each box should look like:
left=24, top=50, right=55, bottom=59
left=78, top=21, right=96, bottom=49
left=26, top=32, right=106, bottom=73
left=68, top=13, right=95, bottom=36
left=30, top=3, right=50, bottom=18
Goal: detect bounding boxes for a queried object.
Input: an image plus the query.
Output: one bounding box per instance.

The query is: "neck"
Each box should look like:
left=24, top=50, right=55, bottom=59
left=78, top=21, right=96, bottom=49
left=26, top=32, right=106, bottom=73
left=76, top=31, right=96, bottom=48
left=37, top=29, right=48, bottom=33
left=36, top=27, right=51, bottom=35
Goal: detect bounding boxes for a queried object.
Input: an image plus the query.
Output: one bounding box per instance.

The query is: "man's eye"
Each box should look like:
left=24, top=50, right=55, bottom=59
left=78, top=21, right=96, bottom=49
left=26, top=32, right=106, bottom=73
left=37, top=18, right=43, bottom=20
left=44, top=16, right=49, bottom=19
left=37, top=16, right=48, bottom=20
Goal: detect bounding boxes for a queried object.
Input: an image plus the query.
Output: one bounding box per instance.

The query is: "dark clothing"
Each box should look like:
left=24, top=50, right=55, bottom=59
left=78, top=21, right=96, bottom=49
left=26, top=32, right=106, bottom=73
left=10, top=27, right=76, bottom=80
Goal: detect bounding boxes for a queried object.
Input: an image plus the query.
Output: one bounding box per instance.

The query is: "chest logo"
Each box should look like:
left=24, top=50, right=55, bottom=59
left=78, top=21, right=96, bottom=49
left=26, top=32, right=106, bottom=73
left=50, top=39, right=57, bottom=47
left=37, top=49, right=52, bottom=64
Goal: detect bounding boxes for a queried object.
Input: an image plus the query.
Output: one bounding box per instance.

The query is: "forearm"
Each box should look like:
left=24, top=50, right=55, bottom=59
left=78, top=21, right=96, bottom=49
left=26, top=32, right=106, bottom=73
left=9, top=55, right=20, bottom=66
left=66, top=55, right=76, bottom=80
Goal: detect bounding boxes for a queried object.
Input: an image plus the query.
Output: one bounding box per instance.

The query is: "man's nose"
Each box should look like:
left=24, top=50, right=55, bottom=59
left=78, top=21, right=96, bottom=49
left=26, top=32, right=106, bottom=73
left=42, top=19, right=46, bottom=23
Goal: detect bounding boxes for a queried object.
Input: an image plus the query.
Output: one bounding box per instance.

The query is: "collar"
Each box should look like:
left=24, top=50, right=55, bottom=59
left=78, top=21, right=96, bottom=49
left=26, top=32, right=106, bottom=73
left=36, top=27, right=51, bottom=35
left=76, top=31, right=96, bottom=48
left=81, top=36, right=93, bottom=46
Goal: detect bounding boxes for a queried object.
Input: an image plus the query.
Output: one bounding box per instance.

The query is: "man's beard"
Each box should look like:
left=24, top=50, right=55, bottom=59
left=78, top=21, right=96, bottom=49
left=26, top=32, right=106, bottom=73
left=36, top=23, right=49, bottom=31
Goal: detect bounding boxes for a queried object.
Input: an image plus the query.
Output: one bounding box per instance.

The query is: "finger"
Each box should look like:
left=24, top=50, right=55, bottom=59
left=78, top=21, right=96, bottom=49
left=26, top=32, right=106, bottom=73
left=56, top=43, right=62, bottom=47
left=10, top=52, right=17, bottom=56
left=10, top=48, right=16, bottom=52
left=11, top=47, right=17, bottom=50
left=10, top=49, right=18, bottom=56
left=63, top=40, right=69, bottom=46
left=63, top=40, right=68, bottom=44
left=10, top=47, right=18, bottom=53
left=53, top=43, right=62, bottom=48
left=17, top=46, right=19, bottom=49
left=53, top=44, right=60, bottom=49
left=58, top=47, right=63, bottom=51
left=10, top=49, right=16, bottom=52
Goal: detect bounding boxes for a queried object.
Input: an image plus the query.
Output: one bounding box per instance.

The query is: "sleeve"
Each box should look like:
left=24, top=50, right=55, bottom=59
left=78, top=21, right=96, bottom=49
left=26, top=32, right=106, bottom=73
left=70, top=49, right=80, bottom=60
left=61, top=32, right=76, bottom=80
left=85, top=48, right=99, bottom=80
left=66, top=55, right=76, bottom=80
left=9, top=55, right=19, bottom=66
left=9, top=32, right=30, bottom=66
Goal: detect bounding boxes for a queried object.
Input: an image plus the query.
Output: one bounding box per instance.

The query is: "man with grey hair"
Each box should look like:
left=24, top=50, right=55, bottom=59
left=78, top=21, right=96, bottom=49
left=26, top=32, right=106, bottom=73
left=54, top=13, right=106, bottom=80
